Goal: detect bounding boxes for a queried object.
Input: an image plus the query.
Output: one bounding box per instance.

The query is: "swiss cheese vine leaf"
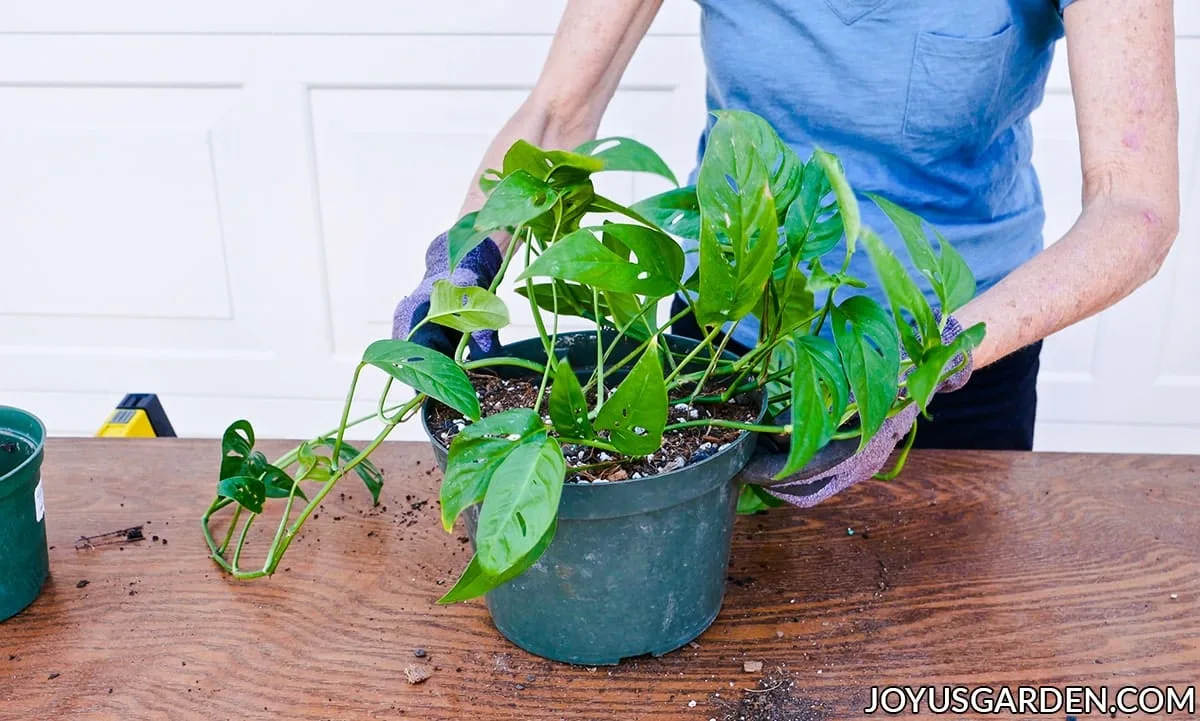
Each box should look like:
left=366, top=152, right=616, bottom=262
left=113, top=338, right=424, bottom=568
left=867, top=193, right=978, bottom=316
left=812, top=149, right=861, bottom=268
left=594, top=345, right=668, bottom=456
left=629, top=186, right=701, bottom=240
left=861, top=229, right=940, bottom=364
left=574, top=137, right=678, bottom=186
left=831, top=295, right=901, bottom=450
left=427, top=280, right=510, bottom=333
left=694, top=112, right=780, bottom=325
left=440, top=409, right=546, bottom=532
left=475, top=170, right=559, bottom=234
left=549, top=358, right=594, bottom=439
left=217, top=476, right=266, bottom=515
left=361, top=339, right=480, bottom=421
left=516, top=228, right=677, bottom=299
left=474, top=436, right=566, bottom=575
left=438, top=518, right=557, bottom=604
left=776, top=336, right=849, bottom=478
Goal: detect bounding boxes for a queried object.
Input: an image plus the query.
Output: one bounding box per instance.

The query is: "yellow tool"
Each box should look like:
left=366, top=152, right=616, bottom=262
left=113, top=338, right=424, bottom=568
left=96, top=394, right=177, bottom=438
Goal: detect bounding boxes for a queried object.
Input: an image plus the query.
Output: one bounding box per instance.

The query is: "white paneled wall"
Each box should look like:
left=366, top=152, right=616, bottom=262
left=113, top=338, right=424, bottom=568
left=1, top=2, right=1197, bottom=453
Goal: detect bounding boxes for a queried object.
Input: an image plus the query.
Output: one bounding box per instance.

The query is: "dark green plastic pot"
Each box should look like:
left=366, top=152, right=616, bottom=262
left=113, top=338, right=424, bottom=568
left=0, top=406, right=49, bottom=622
left=423, top=331, right=764, bottom=665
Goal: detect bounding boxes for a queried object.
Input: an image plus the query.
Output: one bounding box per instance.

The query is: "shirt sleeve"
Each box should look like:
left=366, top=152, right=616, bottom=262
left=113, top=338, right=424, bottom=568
left=1058, top=0, right=1080, bottom=15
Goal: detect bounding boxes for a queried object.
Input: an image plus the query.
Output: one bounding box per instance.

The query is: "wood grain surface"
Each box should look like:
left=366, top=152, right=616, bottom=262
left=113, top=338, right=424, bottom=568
left=1, top=439, right=1197, bottom=721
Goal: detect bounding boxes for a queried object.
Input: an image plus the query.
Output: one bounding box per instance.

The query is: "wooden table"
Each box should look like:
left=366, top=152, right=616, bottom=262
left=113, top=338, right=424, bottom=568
left=2, top=439, right=1197, bottom=720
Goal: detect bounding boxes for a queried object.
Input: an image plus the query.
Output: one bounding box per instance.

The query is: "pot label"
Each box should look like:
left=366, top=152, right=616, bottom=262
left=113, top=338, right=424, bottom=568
left=34, top=478, right=45, bottom=523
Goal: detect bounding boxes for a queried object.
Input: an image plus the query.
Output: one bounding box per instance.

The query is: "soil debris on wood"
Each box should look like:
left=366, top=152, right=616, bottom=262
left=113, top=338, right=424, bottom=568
left=428, top=370, right=759, bottom=484
left=713, top=669, right=827, bottom=721
left=403, top=665, right=432, bottom=685
left=75, top=580, right=89, bottom=589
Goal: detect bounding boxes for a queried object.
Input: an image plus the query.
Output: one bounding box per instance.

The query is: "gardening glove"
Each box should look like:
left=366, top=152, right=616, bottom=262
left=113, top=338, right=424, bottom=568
left=736, top=313, right=973, bottom=508
left=392, top=230, right=505, bottom=359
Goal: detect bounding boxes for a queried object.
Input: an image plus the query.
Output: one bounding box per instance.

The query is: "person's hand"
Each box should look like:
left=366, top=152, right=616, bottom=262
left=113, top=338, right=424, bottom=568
left=391, top=230, right=505, bottom=358
left=735, top=313, right=973, bottom=508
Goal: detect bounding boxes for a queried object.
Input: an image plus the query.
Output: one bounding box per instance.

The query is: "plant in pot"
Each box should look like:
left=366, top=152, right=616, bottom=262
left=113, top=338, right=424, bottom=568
left=201, top=109, right=984, bottom=665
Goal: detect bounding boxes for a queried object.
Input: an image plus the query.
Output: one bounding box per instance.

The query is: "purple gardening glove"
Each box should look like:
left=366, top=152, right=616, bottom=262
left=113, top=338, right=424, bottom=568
left=392, top=230, right=505, bottom=358
left=736, top=313, right=974, bottom=508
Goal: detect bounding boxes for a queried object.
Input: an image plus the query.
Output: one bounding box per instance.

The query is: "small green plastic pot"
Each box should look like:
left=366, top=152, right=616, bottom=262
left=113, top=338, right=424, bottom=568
left=0, top=406, right=49, bottom=623
left=423, top=331, right=764, bottom=665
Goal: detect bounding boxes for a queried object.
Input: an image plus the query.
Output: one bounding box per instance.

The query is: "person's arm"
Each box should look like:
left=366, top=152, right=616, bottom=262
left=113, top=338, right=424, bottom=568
left=955, top=0, right=1179, bottom=369
left=457, top=0, right=664, bottom=250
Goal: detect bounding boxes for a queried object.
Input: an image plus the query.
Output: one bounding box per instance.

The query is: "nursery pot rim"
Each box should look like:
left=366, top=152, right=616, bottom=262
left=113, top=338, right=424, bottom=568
left=419, top=330, right=768, bottom=493
left=0, top=405, right=47, bottom=486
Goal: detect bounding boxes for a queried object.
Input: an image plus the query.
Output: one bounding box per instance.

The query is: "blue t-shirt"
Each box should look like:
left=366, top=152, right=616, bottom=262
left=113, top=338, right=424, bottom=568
left=682, top=0, right=1079, bottom=347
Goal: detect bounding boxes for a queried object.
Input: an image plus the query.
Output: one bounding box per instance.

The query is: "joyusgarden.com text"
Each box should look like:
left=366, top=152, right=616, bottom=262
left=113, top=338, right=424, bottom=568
left=864, top=684, right=1195, bottom=715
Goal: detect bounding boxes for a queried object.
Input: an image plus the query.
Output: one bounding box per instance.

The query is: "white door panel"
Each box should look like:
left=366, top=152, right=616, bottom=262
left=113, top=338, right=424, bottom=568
left=0, top=4, right=1196, bottom=455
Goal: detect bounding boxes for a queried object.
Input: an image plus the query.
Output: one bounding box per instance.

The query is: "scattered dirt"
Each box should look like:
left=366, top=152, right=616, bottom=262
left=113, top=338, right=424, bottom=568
left=713, top=669, right=828, bottom=721
left=428, top=370, right=760, bottom=484
left=75, top=580, right=89, bottom=589
left=0, top=442, right=18, bottom=453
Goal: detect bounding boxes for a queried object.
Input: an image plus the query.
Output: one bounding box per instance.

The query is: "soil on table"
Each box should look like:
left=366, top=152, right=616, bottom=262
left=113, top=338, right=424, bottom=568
left=427, top=370, right=760, bottom=484
left=714, top=669, right=827, bottom=721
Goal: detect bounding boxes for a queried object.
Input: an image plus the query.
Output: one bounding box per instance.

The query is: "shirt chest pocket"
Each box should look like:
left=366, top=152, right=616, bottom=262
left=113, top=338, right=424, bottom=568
left=902, top=23, right=1016, bottom=148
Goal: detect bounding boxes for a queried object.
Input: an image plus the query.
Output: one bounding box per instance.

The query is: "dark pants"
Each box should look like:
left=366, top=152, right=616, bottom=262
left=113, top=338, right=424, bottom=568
left=668, top=296, right=1040, bottom=451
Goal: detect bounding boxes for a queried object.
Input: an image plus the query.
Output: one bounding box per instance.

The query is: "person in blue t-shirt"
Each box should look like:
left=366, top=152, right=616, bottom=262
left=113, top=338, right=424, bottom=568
left=392, top=1, right=1178, bottom=475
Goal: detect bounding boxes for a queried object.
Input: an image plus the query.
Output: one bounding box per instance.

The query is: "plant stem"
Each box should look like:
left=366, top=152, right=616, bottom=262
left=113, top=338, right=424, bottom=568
left=663, top=418, right=791, bottom=435
left=581, top=303, right=692, bottom=396
left=331, top=363, right=365, bottom=468
left=812, top=289, right=835, bottom=336
left=462, top=357, right=545, bottom=375
left=557, top=436, right=620, bottom=453
left=534, top=283, right=559, bottom=413
left=231, top=511, right=256, bottom=572
left=664, top=325, right=722, bottom=386
left=592, top=288, right=605, bottom=409
left=689, top=367, right=792, bottom=404
left=689, top=319, right=740, bottom=402
left=874, top=423, right=917, bottom=481
left=217, top=505, right=242, bottom=555
left=263, top=420, right=400, bottom=575
left=524, top=236, right=555, bottom=363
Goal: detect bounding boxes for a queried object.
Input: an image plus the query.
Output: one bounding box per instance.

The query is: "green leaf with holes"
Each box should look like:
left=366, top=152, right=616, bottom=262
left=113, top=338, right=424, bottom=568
left=776, top=335, right=849, bottom=479
left=516, top=227, right=677, bottom=298
left=574, top=136, right=678, bottom=186
left=427, top=279, right=510, bottom=334
left=217, top=476, right=266, bottom=515
left=812, top=149, right=860, bottom=266
left=831, top=296, right=901, bottom=450
left=594, top=344, right=667, bottom=456
left=219, top=420, right=255, bottom=481
left=474, top=436, right=566, bottom=575
left=549, top=358, right=594, bottom=439
left=362, top=339, right=480, bottom=421
left=440, top=409, right=546, bottom=532
left=475, top=170, right=559, bottom=233
left=438, top=518, right=558, bottom=604
left=861, top=228, right=940, bottom=364
left=630, top=185, right=701, bottom=241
